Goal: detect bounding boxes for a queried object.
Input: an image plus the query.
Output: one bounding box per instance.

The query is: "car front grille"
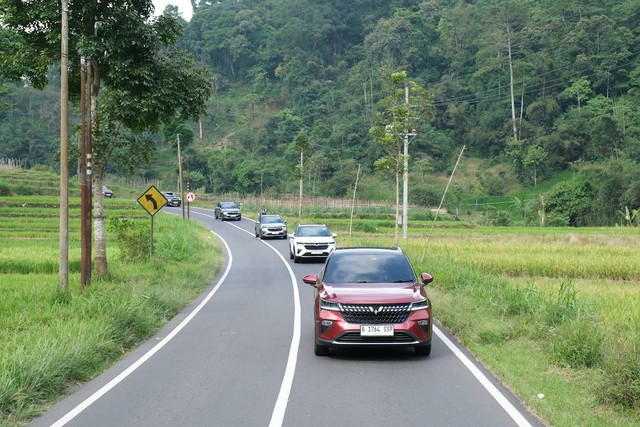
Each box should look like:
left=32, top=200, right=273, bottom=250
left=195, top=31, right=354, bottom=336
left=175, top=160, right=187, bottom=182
left=336, top=331, right=416, bottom=343
left=303, top=243, right=329, bottom=250
left=340, top=304, right=411, bottom=324
left=267, top=227, right=284, bottom=232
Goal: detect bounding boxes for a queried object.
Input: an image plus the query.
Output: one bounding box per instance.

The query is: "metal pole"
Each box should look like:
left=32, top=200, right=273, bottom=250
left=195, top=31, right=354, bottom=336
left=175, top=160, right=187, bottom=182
left=59, top=0, right=69, bottom=290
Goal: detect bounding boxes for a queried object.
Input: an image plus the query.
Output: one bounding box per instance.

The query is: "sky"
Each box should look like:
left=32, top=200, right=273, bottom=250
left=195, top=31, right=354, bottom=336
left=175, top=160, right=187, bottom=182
left=152, top=0, right=193, bottom=21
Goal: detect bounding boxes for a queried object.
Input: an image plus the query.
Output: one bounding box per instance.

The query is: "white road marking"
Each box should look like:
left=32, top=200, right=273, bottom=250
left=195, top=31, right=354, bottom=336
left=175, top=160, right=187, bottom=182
left=51, top=221, right=231, bottom=426
left=434, top=326, right=533, bottom=427
left=223, top=216, right=301, bottom=427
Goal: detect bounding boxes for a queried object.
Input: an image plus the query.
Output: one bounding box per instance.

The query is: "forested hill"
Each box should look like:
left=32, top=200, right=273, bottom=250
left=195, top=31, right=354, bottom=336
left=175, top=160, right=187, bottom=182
left=1, top=0, right=639, bottom=226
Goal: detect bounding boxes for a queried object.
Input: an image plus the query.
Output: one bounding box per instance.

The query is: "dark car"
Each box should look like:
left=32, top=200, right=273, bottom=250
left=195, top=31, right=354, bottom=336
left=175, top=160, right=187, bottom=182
left=255, top=214, right=287, bottom=239
left=101, top=186, right=113, bottom=198
left=302, top=247, right=433, bottom=357
left=214, top=201, right=242, bottom=221
left=162, top=191, right=181, bottom=207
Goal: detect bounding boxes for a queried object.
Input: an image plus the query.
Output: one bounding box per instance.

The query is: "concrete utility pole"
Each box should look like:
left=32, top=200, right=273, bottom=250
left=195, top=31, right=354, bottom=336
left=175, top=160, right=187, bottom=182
left=59, top=0, right=69, bottom=290
left=402, top=86, right=417, bottom=240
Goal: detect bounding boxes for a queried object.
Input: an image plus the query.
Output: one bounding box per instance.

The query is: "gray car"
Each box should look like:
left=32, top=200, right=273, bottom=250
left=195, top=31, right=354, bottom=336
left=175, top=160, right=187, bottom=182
left=215, top=201, right=242, bottom=221
left=255, top=214, right=287, bottom=239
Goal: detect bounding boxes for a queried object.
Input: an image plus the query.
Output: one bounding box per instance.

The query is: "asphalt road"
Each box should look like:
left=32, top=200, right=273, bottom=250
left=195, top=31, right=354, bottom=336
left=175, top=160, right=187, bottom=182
left=31, top=206, right=546, bottom=427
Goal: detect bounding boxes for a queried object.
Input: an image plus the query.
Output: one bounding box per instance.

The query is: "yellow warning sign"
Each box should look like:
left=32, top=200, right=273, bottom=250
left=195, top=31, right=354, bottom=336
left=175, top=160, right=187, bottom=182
left=137, top=185, right=168, bottom=216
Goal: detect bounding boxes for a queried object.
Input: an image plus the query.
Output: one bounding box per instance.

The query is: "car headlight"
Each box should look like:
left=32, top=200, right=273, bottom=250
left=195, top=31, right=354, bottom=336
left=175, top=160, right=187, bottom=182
left=320, top=298, right=342, bottom=311
left=410, top=299, right=429, bottom=311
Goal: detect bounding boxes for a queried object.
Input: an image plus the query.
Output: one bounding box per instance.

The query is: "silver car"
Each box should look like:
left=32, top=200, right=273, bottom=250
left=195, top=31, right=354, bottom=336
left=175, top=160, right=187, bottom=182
left=255, top=214, right=287, bottom=239
left=215, top=201, right=242, bottom=221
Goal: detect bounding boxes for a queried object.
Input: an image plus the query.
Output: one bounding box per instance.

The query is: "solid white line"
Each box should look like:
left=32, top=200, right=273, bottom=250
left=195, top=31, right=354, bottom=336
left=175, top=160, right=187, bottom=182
left=434, top=326, right=533, bottom=427
left=224, top=218, right=301, bottom=427
left=51, top=228, right=232, bottom=427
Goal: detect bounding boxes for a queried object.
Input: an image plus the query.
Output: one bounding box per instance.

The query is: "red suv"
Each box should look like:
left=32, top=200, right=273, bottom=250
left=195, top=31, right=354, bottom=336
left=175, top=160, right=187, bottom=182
left=302, top=247, right=433, bottom=356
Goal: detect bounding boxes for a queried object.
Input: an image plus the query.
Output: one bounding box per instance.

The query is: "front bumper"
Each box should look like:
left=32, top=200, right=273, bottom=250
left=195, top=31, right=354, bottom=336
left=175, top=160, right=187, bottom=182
left=221, top=211, right=241, bottom=220
left=294, top=244, right=336, bottom=259
left=259, top=227, right=287, bottom=237
left=315, top=309, right=432, bottom=348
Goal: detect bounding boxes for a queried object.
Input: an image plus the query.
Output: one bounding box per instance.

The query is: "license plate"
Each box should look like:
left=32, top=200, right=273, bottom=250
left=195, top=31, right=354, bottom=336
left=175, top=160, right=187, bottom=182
left=311, top=250, right=323, bottom=255
left=360, top=325, right=394, bottom=336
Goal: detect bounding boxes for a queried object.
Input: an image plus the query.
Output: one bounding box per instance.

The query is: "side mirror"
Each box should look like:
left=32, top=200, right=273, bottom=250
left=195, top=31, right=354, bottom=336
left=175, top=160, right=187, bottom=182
left=420, top=273, right=433, bottom=285
left=303, top=274, right=319, bottom=286
left=332, top=233, right=337, bottom=238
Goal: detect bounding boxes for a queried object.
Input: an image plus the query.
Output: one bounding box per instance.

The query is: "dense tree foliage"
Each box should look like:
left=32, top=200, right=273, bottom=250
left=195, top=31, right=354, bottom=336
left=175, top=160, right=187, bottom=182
left=2, top=0, right=639, bottom=226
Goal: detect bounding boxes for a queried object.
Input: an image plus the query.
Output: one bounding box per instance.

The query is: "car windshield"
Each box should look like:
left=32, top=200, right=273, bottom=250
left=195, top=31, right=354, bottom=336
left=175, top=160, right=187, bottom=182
left=322, top=252, right=416, bottom=284
left=220, top=202, right=238, bottom=209
left=261, top=215, right=283, bottom=224
left=297, top=226, right=330, bottom=237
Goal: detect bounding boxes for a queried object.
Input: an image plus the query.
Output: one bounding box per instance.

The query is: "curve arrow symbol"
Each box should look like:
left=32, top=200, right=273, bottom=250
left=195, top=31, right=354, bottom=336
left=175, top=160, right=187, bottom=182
left=145, top=194, right=158, bottom=210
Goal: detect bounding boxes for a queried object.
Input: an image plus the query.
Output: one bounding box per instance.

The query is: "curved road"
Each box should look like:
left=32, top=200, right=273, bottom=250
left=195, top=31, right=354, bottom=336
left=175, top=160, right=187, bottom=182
left=31, top=206, right=546, bottom=427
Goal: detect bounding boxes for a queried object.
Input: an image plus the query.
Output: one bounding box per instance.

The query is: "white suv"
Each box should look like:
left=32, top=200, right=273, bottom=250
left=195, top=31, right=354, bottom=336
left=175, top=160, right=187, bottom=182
left=289, top=224, right=336, bottom=263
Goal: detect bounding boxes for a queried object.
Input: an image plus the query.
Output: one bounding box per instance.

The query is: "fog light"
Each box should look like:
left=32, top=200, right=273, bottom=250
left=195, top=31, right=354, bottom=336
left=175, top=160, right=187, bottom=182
left=321, top=320, right=333, bottom=334
left=417, top=319, right=430, bottom=333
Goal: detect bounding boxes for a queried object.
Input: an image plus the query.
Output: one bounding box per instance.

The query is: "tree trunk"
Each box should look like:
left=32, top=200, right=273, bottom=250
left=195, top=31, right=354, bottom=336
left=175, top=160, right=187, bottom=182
left=91, top=60, right=108, bottom=279
left=93, top=165, right=108, bottom=279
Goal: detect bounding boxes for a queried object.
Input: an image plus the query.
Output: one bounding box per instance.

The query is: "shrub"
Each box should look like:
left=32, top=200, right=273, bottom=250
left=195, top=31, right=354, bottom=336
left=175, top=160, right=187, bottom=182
left=485, top=209, right=512, bottom=226
left=107, top=217, right=149, bottom=262
left=0, top=180, right=11, bottom=196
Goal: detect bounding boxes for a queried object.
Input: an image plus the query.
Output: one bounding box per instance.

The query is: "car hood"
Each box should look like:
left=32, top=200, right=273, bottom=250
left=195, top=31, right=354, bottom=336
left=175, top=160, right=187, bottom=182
left=320, top=282, right=424, bottom=304
left=293, top=236, right=334, bottom=244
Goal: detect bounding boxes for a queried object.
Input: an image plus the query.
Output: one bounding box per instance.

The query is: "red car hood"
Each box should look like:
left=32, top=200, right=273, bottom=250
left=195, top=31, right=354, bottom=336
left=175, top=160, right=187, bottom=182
left=320, top=282, right=424, bottom=304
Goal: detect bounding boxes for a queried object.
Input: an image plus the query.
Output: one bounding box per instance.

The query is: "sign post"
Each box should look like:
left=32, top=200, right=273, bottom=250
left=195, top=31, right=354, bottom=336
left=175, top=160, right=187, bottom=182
left=186, top=192, right=195, bottom=219
left=137, top=185, right=168, bottom=256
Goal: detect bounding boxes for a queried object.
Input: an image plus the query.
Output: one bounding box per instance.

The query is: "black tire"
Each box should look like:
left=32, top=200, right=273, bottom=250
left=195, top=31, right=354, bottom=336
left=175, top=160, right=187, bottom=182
left=314, top=342, right=329, bottom=356
left=415, top=344, right=431, bottom=356
left=289, top=250, right=294, bottom=260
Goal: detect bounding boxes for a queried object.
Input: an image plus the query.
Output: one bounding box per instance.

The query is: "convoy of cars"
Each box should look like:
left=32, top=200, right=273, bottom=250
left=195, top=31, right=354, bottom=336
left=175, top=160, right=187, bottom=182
left=302, top=247, right=434, bottom=357
left=158, top=198, right=433, bottom=358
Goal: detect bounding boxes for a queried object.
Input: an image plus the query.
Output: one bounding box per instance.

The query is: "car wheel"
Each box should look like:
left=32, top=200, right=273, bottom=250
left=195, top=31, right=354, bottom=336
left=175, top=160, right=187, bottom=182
left=289, top=250, right=294, bottom=260
left=314, top=342, right=329, bottom=356
left=237, top=216, right=242, bottom=221
left=415, top=344, right=431, bottom=356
